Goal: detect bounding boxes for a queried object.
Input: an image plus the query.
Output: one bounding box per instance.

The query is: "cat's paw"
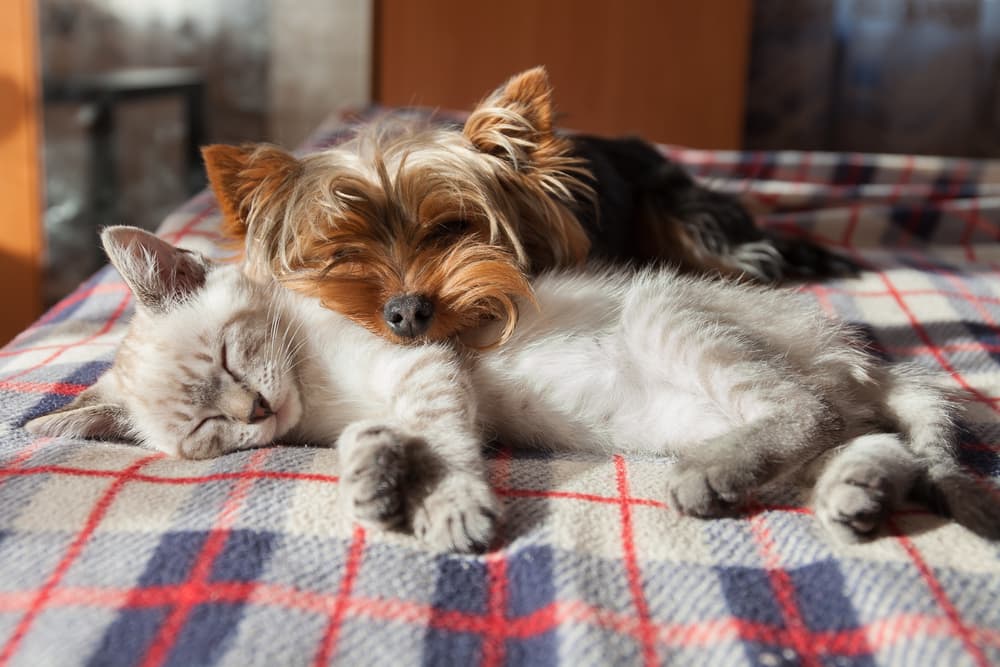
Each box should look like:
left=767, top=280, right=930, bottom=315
left=412, top=473, right=499, bottom=553
left=338, top=423, right=409, bottom=529
left=815, top=461, right=892, bottom=542
left=666, top=462, right=751, bottom=517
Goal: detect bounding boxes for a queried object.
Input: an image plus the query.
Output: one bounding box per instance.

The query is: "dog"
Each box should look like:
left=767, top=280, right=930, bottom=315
left=202, top=67, right=854, bottom=345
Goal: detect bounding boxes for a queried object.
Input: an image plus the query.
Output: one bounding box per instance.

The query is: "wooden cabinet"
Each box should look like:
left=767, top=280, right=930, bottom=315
left=374, top=0, right=752, bottom=148
left=0, top=0, right=43, bottom=344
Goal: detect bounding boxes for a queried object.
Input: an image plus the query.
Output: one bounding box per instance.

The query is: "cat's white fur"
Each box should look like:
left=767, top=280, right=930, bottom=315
left=26, top=227, right=1000, bottom=551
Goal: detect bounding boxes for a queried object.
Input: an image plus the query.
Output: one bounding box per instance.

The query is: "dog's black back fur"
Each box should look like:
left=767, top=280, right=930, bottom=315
left=568, top=135, right=856, bottom=281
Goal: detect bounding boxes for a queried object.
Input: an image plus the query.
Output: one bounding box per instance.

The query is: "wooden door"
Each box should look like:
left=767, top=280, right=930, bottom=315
left=374, top=0, right=752, bottom=148
left=0, top=0, right=43, bottom=345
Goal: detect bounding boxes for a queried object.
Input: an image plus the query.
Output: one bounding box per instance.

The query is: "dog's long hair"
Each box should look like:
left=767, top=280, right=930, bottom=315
left=204, top=67, right=854, bottom=345
left=203, top=68, right=594, bottom=344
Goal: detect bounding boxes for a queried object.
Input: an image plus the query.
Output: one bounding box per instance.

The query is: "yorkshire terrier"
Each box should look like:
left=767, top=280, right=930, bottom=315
left=202, top=67, right=853, bottom=344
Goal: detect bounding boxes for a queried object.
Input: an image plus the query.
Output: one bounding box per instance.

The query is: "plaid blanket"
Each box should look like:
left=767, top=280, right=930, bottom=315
left=1, top=109, right=999, bottom=667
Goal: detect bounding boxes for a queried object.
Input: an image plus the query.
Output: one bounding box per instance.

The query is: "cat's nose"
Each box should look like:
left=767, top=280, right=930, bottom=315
left=249, top=393, right=273, bottom=423
left=383, top=294, right=434, bottom=338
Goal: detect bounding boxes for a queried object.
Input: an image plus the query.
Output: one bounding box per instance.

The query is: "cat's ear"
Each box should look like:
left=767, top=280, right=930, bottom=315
left=100, top=226, right=211, bottom=313
left=201, top=144, right=301, bottom=239
left=464, top=66, right=558, bottom=168
left=24, top=377, right=133, bottom=441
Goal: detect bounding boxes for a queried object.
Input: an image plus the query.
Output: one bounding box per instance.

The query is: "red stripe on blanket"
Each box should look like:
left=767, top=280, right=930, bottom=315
left=749, top=513, right=831, bottom=667
left=817, top=285, right=1000, bottom=309
left=0, top=380, right=88, bottom=396
left=1, top=461, right=926, bottom=518
left=313, top=525, right=366, bottom=667
left=888, top=155, right=916, bottom=206
left=138, top=449, right=271, bottom=667
left=32, top=283, right=128, bottom=329
left=959, top=197, right=981, bottom=262
left=905, top=251, right=1000, bottom=335
left=0, top=291, right=131, bottom=385
left=0, top=463, right=339, bottom=485
left=0, top=453, right=162, bottom=667
left=875, top=268, right=1000, bottom=413
left=0, top=583, right=992, bottom=656
left=481, top=447, right=513, bottom=667
left=499, top=486, right=668, bottom=509
left=0, top=341, right=118, bottom=359
left=842, top=203, right=862, bottom=248
left=614, top=455, right=658, bottom=667
left=159, top=202, right=219, bottom=244
left=889, top=520, right=990, bottom=667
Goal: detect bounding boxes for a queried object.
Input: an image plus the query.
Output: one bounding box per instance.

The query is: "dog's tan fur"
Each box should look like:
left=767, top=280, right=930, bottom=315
left=203, top=68, right=603, bottom=344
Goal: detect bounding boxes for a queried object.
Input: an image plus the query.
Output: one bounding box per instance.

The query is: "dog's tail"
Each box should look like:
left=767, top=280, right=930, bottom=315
left=883, top=364, right=1000, bottom=540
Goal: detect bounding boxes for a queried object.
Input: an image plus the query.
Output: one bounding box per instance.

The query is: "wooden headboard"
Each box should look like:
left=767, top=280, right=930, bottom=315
left=374, top=0, right=752, bottom=148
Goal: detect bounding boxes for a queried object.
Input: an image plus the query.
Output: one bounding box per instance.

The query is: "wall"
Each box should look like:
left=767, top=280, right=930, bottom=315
left=37, top=0, right=373, bottom=306
left=269, top=0, right=372, bottom=148
left=745, top=0, right=1000, bottom=157
left=375, top=0, right=753, bottom=148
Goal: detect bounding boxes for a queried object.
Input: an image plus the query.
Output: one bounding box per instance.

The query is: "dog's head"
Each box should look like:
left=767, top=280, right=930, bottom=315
left=202, top=67, right=593, bottom=344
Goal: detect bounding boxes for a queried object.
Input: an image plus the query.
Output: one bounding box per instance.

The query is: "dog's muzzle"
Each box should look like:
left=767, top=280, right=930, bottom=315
left=383, top=294, right=435, bottom=338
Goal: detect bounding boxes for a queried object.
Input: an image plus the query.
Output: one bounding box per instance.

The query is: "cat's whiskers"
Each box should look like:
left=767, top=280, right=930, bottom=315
left=276, top=318, right=309, bottom=373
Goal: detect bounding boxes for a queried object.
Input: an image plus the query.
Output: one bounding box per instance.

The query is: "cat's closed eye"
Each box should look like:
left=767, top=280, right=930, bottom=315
left=221, top=341, right=241, bottom=382
left=190, top=414, right=224, bottom=436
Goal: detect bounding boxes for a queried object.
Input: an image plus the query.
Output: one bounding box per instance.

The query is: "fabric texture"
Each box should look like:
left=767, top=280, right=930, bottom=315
left=1, top=109, right=999, bottom=667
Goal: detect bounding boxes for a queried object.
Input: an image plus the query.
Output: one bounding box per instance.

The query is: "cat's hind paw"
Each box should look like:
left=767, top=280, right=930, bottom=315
left=815, top=469, right=890, bottom=542
left=412, top=473, right=499, bottom=553
left=813, top=434, right=919, bottom=543
left=666, top=463, right=750, bottom=518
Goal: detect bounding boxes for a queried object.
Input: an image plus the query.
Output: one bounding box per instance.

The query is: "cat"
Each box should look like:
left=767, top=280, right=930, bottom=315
left=26, top=227, right=1000, bottom=551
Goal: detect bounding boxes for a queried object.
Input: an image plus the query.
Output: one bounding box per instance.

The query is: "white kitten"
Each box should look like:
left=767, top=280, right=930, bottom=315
left=26, top=227, right=999, bottom=551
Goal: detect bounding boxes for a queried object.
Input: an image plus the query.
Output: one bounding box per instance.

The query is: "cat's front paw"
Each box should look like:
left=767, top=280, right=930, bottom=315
left=412, top=473, right=499, bottom=553
left=666, top=462, right=752, bottom=517
left=338, top=423, right=410, bottom=529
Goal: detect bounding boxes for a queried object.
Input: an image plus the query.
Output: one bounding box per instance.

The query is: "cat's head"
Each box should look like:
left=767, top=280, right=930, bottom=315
left=25, top=226, right=304, bottom=459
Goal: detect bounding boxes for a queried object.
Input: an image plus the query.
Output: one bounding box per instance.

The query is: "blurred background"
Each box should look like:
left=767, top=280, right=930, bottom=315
left=2, top=0, right=1000, bottom=342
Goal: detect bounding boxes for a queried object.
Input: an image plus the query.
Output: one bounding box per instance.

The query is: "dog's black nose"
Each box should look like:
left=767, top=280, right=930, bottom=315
left=383, top=294, right=435, bottom=338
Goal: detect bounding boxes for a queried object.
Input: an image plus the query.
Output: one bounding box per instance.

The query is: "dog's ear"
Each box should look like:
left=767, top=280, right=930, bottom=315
left=201, top=144, right=301, bottom=240
left=464, top=67, right=560, bottom=168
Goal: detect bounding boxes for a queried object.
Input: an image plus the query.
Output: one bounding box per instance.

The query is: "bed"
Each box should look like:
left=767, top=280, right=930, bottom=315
left=1, top=109, right=998, bottom=667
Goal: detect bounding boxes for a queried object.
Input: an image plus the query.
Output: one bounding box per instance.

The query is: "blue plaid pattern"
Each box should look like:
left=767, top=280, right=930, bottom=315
left=0, top=108, right=998, bottom=667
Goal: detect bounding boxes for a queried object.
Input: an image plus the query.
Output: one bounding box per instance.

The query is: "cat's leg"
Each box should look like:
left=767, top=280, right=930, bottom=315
left=619, top=291, right=847, bottom=516
left=878, top=365, right=1000, bottom=540
left=665, top=387, right=842, bottom=517
left=812, top=433, right=920, bottom=542
left=336, top=346, right=498, bottom=553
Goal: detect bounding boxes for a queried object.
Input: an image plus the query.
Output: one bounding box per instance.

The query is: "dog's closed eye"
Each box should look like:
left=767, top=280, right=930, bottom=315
left=320, top=248, right=362, bottom=276
left=424, top=219, right=472, bottom=244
